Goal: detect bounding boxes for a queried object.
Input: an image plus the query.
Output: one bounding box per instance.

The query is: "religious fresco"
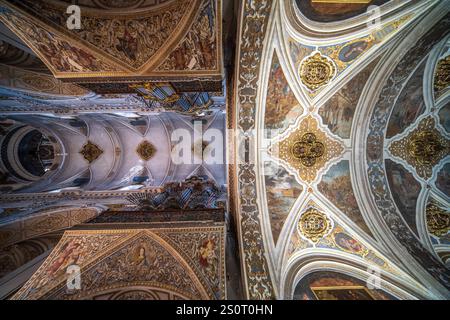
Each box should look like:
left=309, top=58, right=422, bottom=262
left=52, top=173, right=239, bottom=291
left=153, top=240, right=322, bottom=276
left=157, top=0, right=218, bottom=72
left=12, top=225, right=226, bottom=300
left=293, top=271, right=395, bottom=300
left=263, top=160, right=303, bottom=245
left=0, top=0, right=222, bottom=93
left=286, top=13, right=413, bottom=100
left=435, top=163, right=450, bottom=198
left=0, top=64, right=88, bottom=96
left=12, top=232, right=125, bottom=299
left=285, top=227, right=312, bottom=260
left=158, top=228, right=226, bottom=299
left=0, top=0, right=449, bottom=302
left=318, top=14, right=413, bottom=76
left=288, top=40, right=315, bottom=78
left=385, top=160, right=421, bottom=236
left=0, top=9, right=120, bottom=74
left=316, top=225, right=390, bottom=270
left=318, top=160, right=373, bottom=237
left=285, top=206, right=390, bottom=273
left=264, top=53, right=303, bottom=135
left=318, top=57, right=380, bottom=139
left=9, top=0, right=194, bottom=70
left=386, top=62, right=427, bottom=139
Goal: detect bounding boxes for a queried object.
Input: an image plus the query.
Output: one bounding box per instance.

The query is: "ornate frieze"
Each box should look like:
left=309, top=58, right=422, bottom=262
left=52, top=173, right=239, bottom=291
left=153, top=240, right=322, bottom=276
left=235, top=0, right=275, bottom=300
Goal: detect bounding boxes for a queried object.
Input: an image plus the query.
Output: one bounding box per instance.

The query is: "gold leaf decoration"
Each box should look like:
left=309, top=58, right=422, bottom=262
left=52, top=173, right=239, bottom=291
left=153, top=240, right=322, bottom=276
left=434, top=55, right=450, bottom=96
left=299, top=52, right=336, bottom=91
left=80, top=141, right=103, bottom=164
left=269, top=115, right=344, bottom=183
left=389, top=117, right=449, bottom=180
left=298, top=208, right=332, bottom=244
left=136, top=140, right=156, bottom=161
left=426, top=202, right=450, bottom=237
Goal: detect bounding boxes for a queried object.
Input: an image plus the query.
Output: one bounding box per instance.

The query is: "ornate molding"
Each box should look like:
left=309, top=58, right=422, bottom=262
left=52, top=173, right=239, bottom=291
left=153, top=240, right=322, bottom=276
left=235, top=0, right=275, bottom=299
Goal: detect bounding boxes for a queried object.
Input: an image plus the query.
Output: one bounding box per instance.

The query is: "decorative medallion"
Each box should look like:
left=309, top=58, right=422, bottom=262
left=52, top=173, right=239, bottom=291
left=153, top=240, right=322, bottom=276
left=299, top=52, right=336, bottom=91
left=298, top=208, right=332, bottom=244
left=291, top=133, right=325, bottom=167
left=79, top=141, right=103, bottom=164
left=426, top=202, right=450, bottom=237
left=269, top=115, right=344, bottom=183
left=136, top=140, right=156, bottom=161
left=389, top=117, right=449, bottom=179
left=434, top=55, right=450, bottom=95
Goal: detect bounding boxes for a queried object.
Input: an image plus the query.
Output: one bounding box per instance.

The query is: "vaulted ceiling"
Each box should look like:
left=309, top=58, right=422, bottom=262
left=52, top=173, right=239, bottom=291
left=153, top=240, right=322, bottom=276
left=0, top=0, right=449, bottom=300
left=231, top=0, right=449, bottom=300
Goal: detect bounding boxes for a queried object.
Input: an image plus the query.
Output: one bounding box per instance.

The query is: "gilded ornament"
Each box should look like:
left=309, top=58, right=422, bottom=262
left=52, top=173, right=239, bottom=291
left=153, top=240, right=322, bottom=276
left=299, top=52, right=336, bottom=91
left=434, top=55, right=450, bottom=93
left=269, top=115, right=344, bottom=183
left=291, top=133, right=325, bottom=167
left=136, top=140, right=156, bottom=161
left=426, top=202, right=450, bottom=237
left=79, top=141, right=103, bottom=164
left=298, top=208, right=332, bottom=244
left=389, top=117, right=449, bottom=179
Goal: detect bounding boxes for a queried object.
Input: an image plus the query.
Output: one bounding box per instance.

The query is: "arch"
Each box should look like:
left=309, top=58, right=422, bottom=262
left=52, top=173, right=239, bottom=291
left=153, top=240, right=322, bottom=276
left=281, top=249, right=436, bottom=300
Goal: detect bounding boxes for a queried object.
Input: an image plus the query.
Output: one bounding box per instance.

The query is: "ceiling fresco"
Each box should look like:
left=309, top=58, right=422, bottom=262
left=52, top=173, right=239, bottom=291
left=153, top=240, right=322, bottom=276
left=0, top=0, right=223, bottom=92
left=0, top=0, right=449, bottom=301
left=11, top=220, right=226, bottom=300
left=232, top=0, right=450, bottom=300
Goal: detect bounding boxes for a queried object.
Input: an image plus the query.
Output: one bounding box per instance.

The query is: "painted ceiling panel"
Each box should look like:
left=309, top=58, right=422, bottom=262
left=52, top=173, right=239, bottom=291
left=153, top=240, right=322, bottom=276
left=318, top=160, right=373, bottom=237
left=263, top=159, right=303, bottom=245
left=264, top=52, right=304, bottom=135
left=0, top=0, right=223, bottom=90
